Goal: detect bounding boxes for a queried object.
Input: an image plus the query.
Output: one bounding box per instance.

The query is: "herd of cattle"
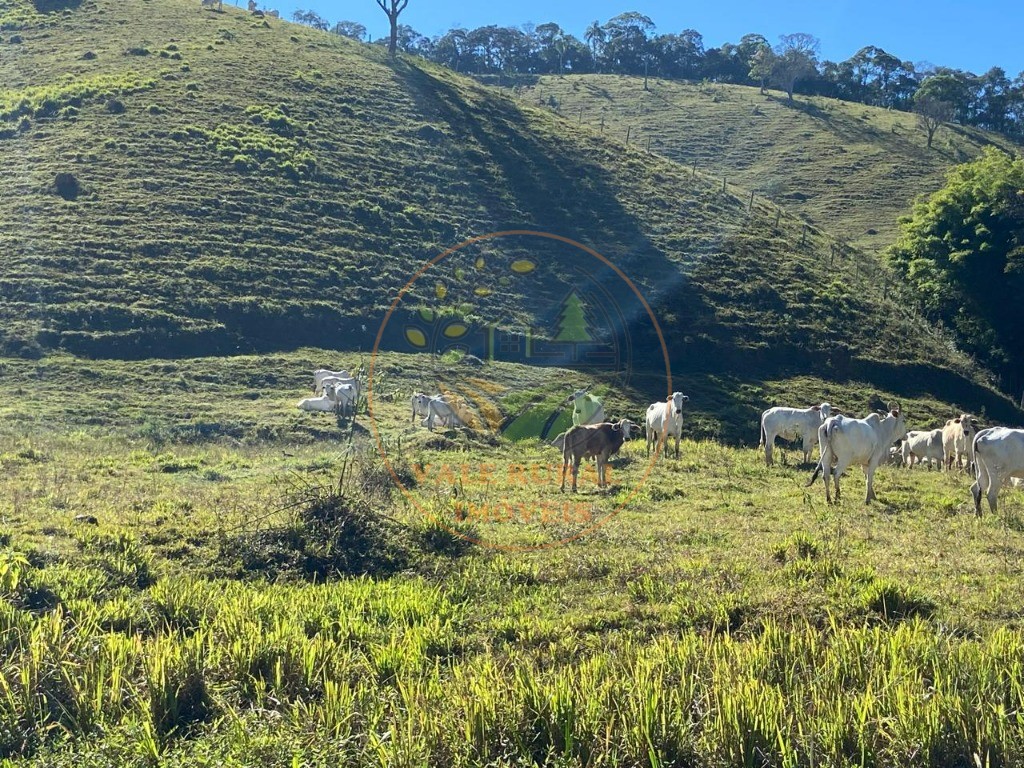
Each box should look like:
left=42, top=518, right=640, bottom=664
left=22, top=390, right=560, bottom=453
left=297, top=369, right=1024, bottom=515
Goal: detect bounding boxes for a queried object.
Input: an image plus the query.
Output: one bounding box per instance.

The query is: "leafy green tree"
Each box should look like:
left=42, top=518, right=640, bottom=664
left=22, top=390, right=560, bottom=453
left=887, top=148, right=1024, bottom=391
left=913, top=93, right=954, bottom=148
left=771, top=33, right=819, bottom=101
left=748, top=46, right=776, bottom=94
left=332, top=20, right=367, bottom=40
left=600, top=12, right=655, bottom=73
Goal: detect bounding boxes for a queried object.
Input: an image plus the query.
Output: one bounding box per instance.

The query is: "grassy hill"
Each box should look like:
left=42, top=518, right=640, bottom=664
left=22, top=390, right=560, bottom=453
left=0, top=0, right=1021, bottom=428
left=516, top=74, right=1020, bottom=253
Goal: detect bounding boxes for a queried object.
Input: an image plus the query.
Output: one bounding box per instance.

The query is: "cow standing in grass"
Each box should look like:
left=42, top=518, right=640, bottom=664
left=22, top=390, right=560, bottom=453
left=808, top=403, right=907, bottom=503
left=971, top=427, right=1024, bottom=516
left=759, top=402, right=832, bottom=466
left=645, top=392, right=689, bottom=459
left=560, top=419, right=637, bottom=493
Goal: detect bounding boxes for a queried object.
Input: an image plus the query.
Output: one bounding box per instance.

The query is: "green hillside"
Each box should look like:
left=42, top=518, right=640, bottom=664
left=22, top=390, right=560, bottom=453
left=518, top=74, right=1020, bottom=253
left=0, top=0, right=1020, bottom=425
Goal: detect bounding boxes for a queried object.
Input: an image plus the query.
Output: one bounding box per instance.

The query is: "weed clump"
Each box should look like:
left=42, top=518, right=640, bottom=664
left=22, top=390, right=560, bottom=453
left=54, top=171, right=79, bottom=200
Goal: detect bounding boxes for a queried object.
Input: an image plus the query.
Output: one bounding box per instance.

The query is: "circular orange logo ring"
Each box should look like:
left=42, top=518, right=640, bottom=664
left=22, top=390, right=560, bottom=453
left=368, top=230, right=673, bottom=551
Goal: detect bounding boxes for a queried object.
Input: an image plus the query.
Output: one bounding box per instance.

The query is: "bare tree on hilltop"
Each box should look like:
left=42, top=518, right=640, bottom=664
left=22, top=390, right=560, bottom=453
left=374, top=0, right=409, bottom=57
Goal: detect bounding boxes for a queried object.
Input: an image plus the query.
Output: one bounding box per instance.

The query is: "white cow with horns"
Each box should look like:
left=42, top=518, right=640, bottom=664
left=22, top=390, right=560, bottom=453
left=970, top=427, right=1024, bottom=516
left=645, top=392, right=690, bottom=459
left=759, top=402, right=832, bottom=466
left=807, top=403, right=907, bottom=504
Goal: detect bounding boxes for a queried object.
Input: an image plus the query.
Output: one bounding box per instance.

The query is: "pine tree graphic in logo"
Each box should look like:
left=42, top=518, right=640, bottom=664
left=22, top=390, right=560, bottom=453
left=553, top=291, right=593, bottom=343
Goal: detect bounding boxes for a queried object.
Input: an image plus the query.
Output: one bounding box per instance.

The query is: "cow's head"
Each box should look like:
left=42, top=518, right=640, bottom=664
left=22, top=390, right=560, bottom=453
left=670, top=391, right=689, bottom=416
left=612, top=418, right=639, bottom=439
left=565, top=387, right=590, bottom=406
left=816, top=402, right=832, bottom=421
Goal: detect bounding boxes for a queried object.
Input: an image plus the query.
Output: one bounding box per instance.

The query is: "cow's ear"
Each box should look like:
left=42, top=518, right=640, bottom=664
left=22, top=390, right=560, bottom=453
left=954, top=418, right=961, bottom=423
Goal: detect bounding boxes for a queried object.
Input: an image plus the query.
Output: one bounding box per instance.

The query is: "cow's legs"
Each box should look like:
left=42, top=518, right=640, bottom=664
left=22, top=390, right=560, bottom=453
left=971, top=458, right=989, bottom=516
left=864, top=462, right=878, bottom=503
left=986, top=471, right=1002, bottom=515
left=560, top=458, right=569, bottom=492
left=831, top=458, right=851, bottom=504
left=571, top=459, right=580, bottom=493
left=764, top=433, right=775, bottom=467
left=674, top=433, right=681, bottom=460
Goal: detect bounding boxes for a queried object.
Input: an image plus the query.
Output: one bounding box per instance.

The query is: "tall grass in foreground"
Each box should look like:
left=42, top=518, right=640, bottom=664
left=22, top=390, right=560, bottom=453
left=2, top=558, right=1024, bottom=766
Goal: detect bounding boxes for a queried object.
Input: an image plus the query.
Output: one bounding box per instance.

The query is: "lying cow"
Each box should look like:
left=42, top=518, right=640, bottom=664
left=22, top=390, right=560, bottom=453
left=808, top=403, right=907, bottom=503
left=971, top=427, right=1024, bottom=516
left=560, top=419, right=638, bottom=493
left=759, top=402, right=832, bottom=466
left=901, top=429, right=944, bottom=469
left=645, top=391, right=689, bottom=459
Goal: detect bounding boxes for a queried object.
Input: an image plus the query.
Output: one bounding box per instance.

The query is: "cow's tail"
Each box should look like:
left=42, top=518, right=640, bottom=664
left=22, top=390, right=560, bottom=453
left=806, top=420, right=835, bottom=486
left=759, top=415, right=766, bottom=448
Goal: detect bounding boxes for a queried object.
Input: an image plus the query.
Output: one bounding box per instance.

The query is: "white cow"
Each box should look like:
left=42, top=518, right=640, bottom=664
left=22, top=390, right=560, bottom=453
left=411, top=392, right=433, bottom=423
left=566, top=388, right=604, bottom=426
left=808, top=403, right=907, bottom=504
left=759, top=402, right=832, bottom=466
left=645, top=392, right=690, bottom=459
left=324, top=382, right=357, bottom=415
left=313, top=369, right=352, bottom=393
left=971, top=427, right=1024, bottom=516
left=422, top=397, right=462, bottom=431
left=319, top=376, right=361, bottom=402
left=297, top=393, right=337, bottom=413
left=942, top=413, right=979, bottom=472
left=901, top=429, right=944, bottom=469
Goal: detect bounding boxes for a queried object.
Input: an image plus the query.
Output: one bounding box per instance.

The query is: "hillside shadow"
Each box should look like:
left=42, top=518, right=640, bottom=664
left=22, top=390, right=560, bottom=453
left=394, top=59, right=717, bottom=363
left=32, top=0, right=82, bottom=11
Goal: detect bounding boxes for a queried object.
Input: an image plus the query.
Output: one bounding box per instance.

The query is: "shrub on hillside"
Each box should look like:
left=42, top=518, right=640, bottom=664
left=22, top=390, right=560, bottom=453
left=54, top=171, right=79, bottom=200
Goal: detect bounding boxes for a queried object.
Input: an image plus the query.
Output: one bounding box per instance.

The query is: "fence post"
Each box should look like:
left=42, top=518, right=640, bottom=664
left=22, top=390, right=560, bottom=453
left=774, top=209, right=781, bottom=228
left=722, top=177, right=727, bottom=193
left=748, top=190, right=754, bottom=211
left=646, top=136, right=651, bottom=153
left=626, top=126, right=631, bottom=144
left=578, top=106, right=583, bottom=124
left=600, top=116, right=605, bottom=133
left=692, top=160, right=697, bottom=179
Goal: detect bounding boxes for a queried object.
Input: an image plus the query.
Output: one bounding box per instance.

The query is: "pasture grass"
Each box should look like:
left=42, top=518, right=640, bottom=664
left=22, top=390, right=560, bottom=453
left=2, top=350, right=1024, bottom=764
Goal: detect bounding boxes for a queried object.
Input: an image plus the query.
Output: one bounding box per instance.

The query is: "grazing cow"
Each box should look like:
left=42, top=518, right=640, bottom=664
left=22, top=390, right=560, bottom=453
left=313, top=369, right=352, bottom=393
left=566, top=388, right=605, bottom=426
left=971, top=427, right=1024, bottom=516
left=560, top=419, right=638, bottom=493
left=201, top=0, right=222, bottom=9
left=759, top=402, right=832, bottom=466
left=645, top=392, right=690, bottom=459
left=942, top=413, right=979, bottom=472
left=422, top=397, right=462, bottom=430
left=901, top=429, right=945, bottom=469
left=808, top=403, right=907, bottom=503
left=247, top=0, right=257, bottom=9
left=297, top=393, right=337, bottom=413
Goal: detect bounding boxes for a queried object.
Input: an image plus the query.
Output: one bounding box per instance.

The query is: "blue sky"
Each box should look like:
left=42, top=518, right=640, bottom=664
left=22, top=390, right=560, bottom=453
left=261, top=0, right=1024, bottom=76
